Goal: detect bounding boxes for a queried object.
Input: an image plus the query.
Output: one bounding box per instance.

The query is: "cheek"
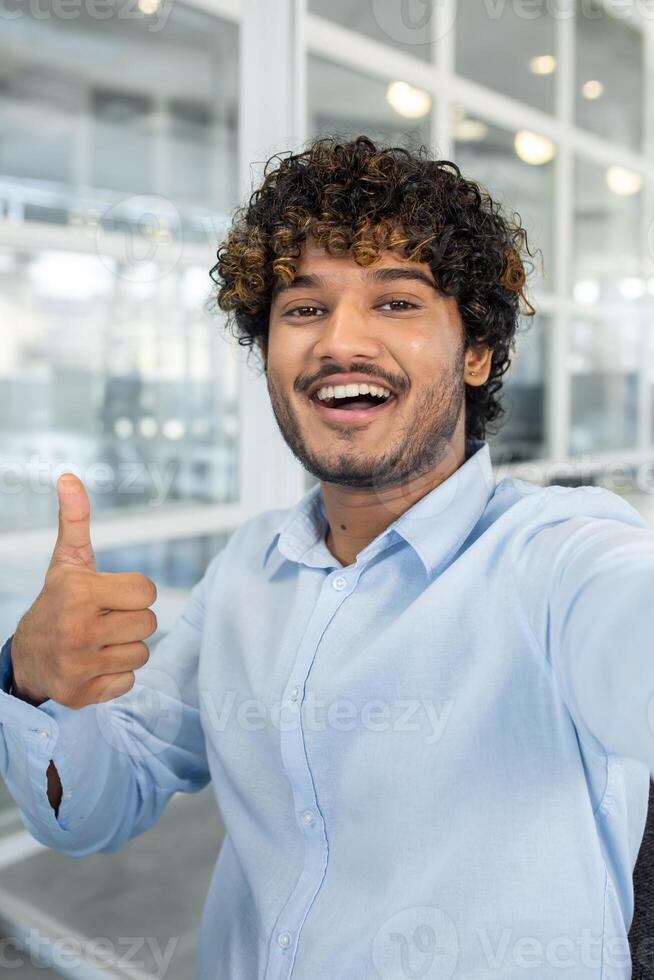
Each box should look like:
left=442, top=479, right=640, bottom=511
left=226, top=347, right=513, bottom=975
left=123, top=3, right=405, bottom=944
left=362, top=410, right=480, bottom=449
left=266, top=326, right=300, bottom=376
left=392, top=325, right=454, bottom=378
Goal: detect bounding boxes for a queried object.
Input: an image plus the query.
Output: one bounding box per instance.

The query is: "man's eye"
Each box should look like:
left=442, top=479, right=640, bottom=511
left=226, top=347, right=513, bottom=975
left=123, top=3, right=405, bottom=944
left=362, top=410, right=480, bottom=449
left=379, top=300, right=418, bottom=311
left=287, top=306, right=324, bottom=317
left=286, top=300, right=418, bottom=317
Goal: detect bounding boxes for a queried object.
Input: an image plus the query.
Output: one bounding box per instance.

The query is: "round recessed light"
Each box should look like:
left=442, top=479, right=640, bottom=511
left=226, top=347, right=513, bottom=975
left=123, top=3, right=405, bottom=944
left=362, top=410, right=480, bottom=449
left=529, top=54, right=557, bottom=76
left=386, top=81, right=432, bottom=119
left=514, top=129, right=556, bottom=166
left=606, top=165, right=642, bottom=196
left=581, top=79, right=604, bottom=100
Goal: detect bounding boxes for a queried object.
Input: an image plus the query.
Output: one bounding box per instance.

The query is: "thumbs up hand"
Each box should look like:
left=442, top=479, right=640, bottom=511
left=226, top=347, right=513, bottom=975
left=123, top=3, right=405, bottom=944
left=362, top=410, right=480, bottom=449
left=10, top=474, right=158, bottom=708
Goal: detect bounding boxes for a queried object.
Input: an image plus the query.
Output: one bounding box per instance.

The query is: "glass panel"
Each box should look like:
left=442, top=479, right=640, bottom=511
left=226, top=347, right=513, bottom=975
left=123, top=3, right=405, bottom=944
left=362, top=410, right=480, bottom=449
left=0, top=1, right=238, bottom=211
left=488, top=313, right=549, bottom=464
left=572, top=157, right=644, bottom=305
left=452, top=111, right=555, bottom=294
left=304, top=469, right=320, bottom=492
left=575, top=0, right=643, bottom=151
left=96, top=530, right=235, bottom=590
left=456, top=2, right=556, bottom=113
left=0, top=3, right=241, bottom=532
left=308, top=0, right=435, bottom=62
left=569, top=311, right=641, bottom=454
left=307, top=55, right=432, bottom=148
left=0, top=246, right=239, bottom=532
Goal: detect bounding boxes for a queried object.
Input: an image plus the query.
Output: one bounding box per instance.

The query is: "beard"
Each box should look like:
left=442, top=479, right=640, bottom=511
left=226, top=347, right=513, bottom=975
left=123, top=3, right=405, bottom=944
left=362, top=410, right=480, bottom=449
left=264, top=346, right=466, bottom=491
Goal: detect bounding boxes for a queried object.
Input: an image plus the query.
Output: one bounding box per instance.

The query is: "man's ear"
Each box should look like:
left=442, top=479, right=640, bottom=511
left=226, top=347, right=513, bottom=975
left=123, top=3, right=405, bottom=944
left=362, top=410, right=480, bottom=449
left=258, top=335, right=268, bottom=367
left=464, top=344, right=492, bottom=386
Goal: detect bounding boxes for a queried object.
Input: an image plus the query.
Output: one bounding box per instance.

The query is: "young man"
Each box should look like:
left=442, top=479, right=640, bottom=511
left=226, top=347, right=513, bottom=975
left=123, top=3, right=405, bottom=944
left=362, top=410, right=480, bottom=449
left=2, top=134, right=653, bottom=979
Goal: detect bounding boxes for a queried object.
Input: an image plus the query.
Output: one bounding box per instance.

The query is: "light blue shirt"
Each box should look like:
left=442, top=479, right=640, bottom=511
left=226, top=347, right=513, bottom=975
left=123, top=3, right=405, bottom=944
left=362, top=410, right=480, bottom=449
left=1, top=437, right=653, bottom=979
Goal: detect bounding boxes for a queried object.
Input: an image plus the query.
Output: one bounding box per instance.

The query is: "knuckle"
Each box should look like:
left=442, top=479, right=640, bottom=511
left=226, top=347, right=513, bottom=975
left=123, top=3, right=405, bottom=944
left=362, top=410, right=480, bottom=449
left=65, top=570, right=93, bottom=604
left=85, top=618, right=106, bottom=649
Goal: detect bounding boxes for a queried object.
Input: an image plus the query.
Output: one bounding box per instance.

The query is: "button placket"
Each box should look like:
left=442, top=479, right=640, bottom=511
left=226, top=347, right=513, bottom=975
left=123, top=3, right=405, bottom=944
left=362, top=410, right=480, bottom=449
left=264, top=571, right=357, bottom=980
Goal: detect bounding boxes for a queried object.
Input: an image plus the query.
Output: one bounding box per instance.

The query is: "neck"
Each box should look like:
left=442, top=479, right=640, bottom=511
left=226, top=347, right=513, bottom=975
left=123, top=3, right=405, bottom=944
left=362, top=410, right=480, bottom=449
left=322, top=432, right=469, bottom=567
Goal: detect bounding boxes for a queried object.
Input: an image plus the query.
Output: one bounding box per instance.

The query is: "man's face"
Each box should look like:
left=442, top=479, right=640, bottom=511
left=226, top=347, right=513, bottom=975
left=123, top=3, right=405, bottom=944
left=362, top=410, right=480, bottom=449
left=264, top=239, right=470, bottom=491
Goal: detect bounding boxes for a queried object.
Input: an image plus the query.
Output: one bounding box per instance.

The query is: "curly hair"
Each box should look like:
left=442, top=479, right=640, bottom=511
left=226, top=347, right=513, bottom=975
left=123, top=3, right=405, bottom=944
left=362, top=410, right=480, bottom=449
left=210, top=133, right=538, bottom=441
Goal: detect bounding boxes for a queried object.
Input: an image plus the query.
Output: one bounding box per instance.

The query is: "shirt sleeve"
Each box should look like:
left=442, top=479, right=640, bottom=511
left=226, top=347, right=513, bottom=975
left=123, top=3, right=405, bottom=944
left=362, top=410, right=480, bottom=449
left=0, top=548, right=224, bottom=857
left=512, top=488, right=654, bottom=772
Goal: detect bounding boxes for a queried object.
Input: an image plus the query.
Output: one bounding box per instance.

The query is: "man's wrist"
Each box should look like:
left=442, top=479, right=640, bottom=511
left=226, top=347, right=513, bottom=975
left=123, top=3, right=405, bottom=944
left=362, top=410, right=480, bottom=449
left=7, top=644, right=44, bottom=705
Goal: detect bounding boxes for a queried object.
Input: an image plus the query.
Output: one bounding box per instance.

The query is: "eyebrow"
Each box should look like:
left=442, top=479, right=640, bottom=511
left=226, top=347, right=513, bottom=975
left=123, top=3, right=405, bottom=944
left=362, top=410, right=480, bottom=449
left=271, top=266, right=440, bottom=300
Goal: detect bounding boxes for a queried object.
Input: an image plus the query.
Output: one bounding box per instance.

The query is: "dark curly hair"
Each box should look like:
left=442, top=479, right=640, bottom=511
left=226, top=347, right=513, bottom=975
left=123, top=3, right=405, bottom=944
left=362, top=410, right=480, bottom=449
left=210, top=133, right=538, bottom=441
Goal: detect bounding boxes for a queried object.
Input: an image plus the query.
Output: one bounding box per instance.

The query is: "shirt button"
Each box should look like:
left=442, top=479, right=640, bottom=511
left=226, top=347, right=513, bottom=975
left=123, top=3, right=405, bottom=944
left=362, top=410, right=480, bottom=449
left=332, top=575, right=347, bottom=591
left=277, top=930, right=292, bottom=949
left=39, top=731, right=49, bottom=739
left=301, top=809, right=316, bottom=827
left=289, top=686, right=300, bottom=701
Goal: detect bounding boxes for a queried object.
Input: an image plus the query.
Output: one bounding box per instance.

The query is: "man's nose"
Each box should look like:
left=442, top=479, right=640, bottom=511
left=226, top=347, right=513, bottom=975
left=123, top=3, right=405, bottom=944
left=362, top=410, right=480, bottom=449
left=311, top=302, right=383, bottom=361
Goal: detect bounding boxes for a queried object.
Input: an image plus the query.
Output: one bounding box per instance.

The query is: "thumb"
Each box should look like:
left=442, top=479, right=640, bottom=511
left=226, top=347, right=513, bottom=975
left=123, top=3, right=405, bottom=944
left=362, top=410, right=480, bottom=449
left=50, top=473, right=96, bottom=571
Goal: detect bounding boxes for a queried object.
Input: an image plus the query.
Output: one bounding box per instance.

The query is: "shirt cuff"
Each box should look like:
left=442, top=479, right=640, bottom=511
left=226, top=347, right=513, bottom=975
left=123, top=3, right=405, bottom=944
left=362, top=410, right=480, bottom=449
left=0, top=634, right=14, bottom=693
left=0, top=633, right=95, bottom=837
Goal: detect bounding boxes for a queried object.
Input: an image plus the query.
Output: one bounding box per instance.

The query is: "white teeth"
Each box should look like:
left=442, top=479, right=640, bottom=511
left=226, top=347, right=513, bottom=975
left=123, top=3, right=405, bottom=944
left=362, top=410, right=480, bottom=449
left=315, top=382, right=392, bottom=402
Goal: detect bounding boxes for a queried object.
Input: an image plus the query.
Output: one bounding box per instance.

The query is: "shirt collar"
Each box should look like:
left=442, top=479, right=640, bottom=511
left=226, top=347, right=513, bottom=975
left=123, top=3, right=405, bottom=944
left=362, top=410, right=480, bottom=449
left=262, top=438, right=496, bottom=578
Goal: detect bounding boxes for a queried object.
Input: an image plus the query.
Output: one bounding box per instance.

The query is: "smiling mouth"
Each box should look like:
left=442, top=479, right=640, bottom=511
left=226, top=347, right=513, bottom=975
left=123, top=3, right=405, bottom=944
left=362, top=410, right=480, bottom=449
left=309, top=391, right=398, bottom=424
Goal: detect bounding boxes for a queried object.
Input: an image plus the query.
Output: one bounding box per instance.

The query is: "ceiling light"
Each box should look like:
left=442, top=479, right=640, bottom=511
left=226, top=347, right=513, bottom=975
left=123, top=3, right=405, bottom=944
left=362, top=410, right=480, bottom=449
left=514, top=129, right=556, bottom=165
left=529, top=55, right=557, bottom=75
left=619, top=278, right=646, bottom=300
left=139, top=417, right=158, bottom=438
left=386, top=81, right=432, bottom=119
left=573, top=279, right=600, bottom=305
left=581, top=79, right=604, bottom=99
left=453, top=118, right=488, bottom=142
left=606, top=165, right=642, bottom=196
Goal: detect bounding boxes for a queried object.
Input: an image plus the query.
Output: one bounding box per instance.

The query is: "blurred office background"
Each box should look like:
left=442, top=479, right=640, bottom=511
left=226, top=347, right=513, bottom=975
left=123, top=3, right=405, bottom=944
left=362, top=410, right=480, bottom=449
left=1, top=0, right=654, bottom=974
